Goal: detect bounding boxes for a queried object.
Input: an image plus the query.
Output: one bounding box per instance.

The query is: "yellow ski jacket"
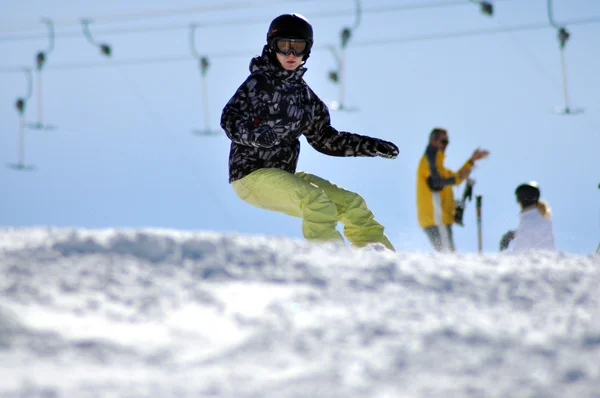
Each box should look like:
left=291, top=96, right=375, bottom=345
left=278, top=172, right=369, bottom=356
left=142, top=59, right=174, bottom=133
left=416, top=145, right=473, bottom=228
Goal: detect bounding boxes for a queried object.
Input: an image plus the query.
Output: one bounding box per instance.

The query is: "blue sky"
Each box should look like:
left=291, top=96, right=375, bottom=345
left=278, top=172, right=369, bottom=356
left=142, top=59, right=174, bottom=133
left=1, top=0, right=599, bottom=254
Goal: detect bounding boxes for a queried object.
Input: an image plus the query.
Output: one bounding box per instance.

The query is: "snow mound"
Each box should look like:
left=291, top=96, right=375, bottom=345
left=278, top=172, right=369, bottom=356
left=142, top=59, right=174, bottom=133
left=1, top=227, right=599, bottom=398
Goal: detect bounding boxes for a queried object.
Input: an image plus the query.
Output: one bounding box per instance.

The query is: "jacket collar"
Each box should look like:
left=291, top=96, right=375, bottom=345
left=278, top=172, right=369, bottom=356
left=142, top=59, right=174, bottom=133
left=426, top=144, right=443, bottom=157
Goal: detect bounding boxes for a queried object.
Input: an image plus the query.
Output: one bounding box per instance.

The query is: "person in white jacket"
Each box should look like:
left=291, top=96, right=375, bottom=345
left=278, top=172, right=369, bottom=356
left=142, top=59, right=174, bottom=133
left=499, top=182, right=556, bottom=252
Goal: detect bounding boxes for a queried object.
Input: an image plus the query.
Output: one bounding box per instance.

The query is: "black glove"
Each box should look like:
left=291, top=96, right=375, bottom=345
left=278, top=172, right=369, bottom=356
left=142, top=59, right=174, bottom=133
left=373, top=139, right=399, bottom=159
left=252, top=125, right=281, bottom=148
left=499, top=230, right=516, bottom=251
left=427, top=176, right=444, bottom=192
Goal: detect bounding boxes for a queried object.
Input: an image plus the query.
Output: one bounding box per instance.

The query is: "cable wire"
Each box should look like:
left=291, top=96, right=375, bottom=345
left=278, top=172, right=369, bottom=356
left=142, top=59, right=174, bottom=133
left=2, top=16, right=598, bottom=73
left=0, top=0, right=515, bottom=42
left=0, top=0, right=327, bottom=31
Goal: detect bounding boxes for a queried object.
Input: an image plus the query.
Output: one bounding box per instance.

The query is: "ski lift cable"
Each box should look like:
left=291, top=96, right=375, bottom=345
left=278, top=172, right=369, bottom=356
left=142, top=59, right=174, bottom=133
left=113, top=65, right=234, bottom=223
left=501, top=27, right=562, bottom=92
left=0, top=0, right=346, bottom=32
left=0, top=16, right=599, bottom=73
left=486, top=10, right=570, bottom=113
left=0, top=0, right=517, bottom=41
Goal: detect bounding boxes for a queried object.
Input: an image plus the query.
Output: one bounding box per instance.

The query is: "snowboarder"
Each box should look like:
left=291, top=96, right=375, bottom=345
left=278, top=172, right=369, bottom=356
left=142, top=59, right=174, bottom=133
left=220, top=13, right=399, bottom=250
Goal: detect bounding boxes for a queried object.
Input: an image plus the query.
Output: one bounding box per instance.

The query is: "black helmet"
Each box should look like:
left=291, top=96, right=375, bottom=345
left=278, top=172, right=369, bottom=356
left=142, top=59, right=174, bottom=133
left=515, top=181, right=540, bottom=206
left=266, top=13, right=313, bottom=60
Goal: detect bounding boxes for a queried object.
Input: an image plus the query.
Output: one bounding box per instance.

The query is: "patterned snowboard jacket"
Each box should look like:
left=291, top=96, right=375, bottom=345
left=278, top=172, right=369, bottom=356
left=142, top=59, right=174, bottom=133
left=221, top=49, right=385, bottom=183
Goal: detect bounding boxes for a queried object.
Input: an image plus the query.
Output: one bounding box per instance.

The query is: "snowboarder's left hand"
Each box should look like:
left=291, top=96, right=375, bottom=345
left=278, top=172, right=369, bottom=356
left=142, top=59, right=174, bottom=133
left=373, top=139, right=399, bottom=159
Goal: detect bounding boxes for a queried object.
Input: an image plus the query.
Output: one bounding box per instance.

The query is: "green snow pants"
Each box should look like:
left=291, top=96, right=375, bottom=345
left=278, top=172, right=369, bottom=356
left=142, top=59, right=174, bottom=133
left=231, top=168, right=395, bottom=251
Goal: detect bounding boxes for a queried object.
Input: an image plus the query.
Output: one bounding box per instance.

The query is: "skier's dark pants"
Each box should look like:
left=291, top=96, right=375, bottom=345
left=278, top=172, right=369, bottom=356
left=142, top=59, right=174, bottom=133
left=424, top=225, right=455, bottom=252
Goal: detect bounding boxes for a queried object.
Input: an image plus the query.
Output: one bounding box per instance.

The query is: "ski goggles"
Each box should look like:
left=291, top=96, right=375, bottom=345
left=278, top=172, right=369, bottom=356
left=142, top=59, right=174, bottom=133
left=272, top=38, right=310, bottom=56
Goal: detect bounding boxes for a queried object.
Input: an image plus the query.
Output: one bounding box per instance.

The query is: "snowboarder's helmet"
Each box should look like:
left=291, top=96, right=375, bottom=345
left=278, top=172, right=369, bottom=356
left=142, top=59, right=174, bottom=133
left=267, top=14, right=313, bottom=60
left=515, top=182, right=540, bottom=207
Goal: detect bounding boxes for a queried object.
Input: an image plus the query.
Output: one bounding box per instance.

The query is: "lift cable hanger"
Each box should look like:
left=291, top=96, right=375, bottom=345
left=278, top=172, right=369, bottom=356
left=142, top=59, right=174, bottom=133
left=8, top=68, right=36, bottom=171
left=547, top=0, right=582, bottom=115
left=28, top=18, right=57, bottom=130
left=469, top=0, right=494, bottom=17
left=81, top=19, right=112, bottom=57
left=327, top=0, right=361, bottom=112
left=189, top=24, right=220, bottom=136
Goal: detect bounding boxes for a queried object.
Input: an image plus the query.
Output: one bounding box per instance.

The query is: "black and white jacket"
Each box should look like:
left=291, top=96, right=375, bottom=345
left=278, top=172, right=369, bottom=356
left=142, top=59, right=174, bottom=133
left=220, top=48, right=385, bottom=183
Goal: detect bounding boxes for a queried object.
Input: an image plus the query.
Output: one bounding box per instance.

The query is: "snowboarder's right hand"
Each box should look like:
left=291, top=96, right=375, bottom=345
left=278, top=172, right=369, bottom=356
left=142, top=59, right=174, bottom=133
left=252, top=125, right=282, bottom=148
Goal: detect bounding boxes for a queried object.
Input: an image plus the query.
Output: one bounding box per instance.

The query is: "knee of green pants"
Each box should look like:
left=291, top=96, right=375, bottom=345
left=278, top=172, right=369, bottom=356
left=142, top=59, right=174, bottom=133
left=232, top=169, right=344, bottom=244
left=301, top=188, right=344, bottom=243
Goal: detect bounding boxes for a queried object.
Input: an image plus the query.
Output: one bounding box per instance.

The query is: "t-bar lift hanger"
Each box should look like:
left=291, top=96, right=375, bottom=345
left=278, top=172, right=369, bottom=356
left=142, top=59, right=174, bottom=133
left=327, top=0, right=361, bottom=112
left=547, top=0, right=583, bottom=115
left=28, top=19, right=57, bottom=130
left=81, top=19, right=112, bottom=57
left=189, top=24, right=220, bottom=136
left=8, top=68, right=36, bottom=171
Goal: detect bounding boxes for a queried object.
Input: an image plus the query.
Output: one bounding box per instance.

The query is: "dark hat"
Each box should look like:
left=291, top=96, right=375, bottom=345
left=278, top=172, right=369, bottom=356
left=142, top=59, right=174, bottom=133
left=515, top=181, right=540, bottom=206
left=266, top=14, right=313, bottom=61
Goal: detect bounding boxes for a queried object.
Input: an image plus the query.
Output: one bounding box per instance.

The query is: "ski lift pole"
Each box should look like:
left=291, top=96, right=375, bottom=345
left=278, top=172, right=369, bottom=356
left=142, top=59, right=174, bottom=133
left=597, top=184, right=600, bottom=254
left=30, top=18, right=56, bottom=130
left=547, top=0, right=582, bottom=114
left=326, top=33, right=352, bottom=111
left=326, top=0, right=361, bottom=112
left=558, top=29, right=572, bottom=111
left=200, top=57, right=210, bottom=133
left=476, top=195, right=483, bottom=253
left=16, top=101, right=26, bottom=167
left=338, top=28, right=350, bottom=108
left=189, top=24, right=217, bottom=136
left=9, top=68, right=35, bottom=170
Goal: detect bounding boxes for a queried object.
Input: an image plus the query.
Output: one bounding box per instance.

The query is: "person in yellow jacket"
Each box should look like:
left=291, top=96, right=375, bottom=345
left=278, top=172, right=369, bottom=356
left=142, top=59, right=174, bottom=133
left=416, top=128, right=489, bottom=252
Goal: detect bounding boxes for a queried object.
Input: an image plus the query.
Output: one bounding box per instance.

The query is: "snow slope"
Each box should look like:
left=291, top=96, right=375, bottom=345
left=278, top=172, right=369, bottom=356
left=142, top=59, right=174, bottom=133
left=1, top=227, right=599, bottom=397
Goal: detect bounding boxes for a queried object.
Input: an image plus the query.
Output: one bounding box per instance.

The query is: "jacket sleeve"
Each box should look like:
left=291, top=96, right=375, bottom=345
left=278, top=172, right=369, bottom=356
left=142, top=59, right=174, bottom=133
left=220, top=75, right=270, bottom=148
left=428, top=153, right=473, bottom=191
left=303, top=92, right=381, bottom=157
left=448, top=159, right=474, bottom=185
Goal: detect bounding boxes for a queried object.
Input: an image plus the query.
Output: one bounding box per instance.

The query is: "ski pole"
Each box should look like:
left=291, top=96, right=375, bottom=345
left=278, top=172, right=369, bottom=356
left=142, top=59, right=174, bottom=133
left=476, top=195, right=483, bottom=253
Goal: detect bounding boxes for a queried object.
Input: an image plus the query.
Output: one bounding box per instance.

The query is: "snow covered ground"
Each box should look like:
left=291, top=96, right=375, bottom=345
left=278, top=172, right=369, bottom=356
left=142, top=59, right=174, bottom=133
left=1, top=227, right=599, bottom=398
